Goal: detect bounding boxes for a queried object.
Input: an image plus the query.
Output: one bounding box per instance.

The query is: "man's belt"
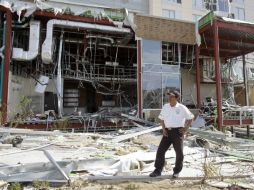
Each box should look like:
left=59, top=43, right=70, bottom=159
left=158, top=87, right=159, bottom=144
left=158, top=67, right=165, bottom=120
left=167, top=127, right=183, bottom=130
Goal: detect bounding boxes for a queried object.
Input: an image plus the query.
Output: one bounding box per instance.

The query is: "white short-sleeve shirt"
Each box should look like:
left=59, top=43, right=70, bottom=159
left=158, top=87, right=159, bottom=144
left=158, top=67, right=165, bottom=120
left=158, top=102, right=194, bottom=128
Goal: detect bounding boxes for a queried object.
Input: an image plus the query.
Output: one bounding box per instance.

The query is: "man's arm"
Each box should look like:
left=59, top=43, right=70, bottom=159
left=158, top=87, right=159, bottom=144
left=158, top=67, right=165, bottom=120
left=185, top=119, right=193, bottom=130
left=179, top=119, right=192, bottom=135
left=161, top=120, right=168, bottom=137
left=158, top=105, right=168, bottom=137
left=179, top=105, right=194, bottom=135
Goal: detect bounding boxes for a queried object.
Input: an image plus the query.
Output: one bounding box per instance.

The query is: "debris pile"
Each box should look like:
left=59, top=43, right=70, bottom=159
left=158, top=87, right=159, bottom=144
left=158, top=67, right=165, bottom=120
left=0, top=118, right=254, bottom=189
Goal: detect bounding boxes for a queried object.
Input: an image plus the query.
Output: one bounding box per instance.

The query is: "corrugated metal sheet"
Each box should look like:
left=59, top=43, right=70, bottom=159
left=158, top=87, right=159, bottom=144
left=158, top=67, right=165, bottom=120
left=134, top=14, right=196, bottom=44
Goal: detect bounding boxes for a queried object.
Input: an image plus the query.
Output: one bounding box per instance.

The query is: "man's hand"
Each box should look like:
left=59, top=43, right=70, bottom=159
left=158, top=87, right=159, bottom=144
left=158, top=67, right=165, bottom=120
left=163, top=128, right=168, bottom=137
left=179, top=127, right=187, bottom=135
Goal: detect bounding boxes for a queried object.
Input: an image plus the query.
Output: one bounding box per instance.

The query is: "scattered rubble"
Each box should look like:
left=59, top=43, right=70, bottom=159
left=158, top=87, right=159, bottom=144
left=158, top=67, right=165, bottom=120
left=0, top=116, right=254, bottom=189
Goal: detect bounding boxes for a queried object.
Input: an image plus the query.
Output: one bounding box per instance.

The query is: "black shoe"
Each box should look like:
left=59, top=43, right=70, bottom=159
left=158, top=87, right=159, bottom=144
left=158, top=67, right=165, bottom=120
left=172, top=173, right=179, bottom=179
left=149, top=169, right=161, bottom=177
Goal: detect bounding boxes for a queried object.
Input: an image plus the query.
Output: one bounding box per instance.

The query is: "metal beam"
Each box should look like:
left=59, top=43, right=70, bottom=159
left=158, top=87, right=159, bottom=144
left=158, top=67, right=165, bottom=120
left=121, top=113, right=157, bottom=126
left=112, top=126, right=161, bottom=143
left=202, top=33, right=254, bottom=45
left=57, top=32, right=64, bottom=117
left=217, top=20, right=254, bottom=34
left=200, top=44, right=254, bottom=52
left=195, top=45, right=201, bottom=108
left=200, top=49, right=251, bottom=58
left=42, top=149, right=70, bottom=183
left=213, top=20, right=223, bottom=130
left=199, top=23, right=212, bottom=35
left=1, top=10, right=12, bottom=123
left=0, top=16, right=5, bottom=111
left=200, top=49, right=254, bottom=58
left=137, top=40, right=142, bottom=118
left=243, top=55, right=249, bottom=106
left=201, top=47, right=245, bottom=54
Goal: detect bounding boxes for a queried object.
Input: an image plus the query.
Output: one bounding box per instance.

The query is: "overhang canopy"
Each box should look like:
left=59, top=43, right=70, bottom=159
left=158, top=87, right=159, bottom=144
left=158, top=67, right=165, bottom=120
left=199, top=12, right=254, bottom=58
left=134, top=14, right=196, bottom=44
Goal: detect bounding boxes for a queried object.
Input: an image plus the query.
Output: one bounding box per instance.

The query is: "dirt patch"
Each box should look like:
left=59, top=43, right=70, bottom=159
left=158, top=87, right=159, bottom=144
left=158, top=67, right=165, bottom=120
left=59, top=180, right=220, bottom=190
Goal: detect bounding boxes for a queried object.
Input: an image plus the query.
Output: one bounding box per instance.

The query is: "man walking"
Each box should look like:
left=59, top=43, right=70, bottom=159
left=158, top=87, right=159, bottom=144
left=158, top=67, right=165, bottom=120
left=150, top=90, right=194, bottom=178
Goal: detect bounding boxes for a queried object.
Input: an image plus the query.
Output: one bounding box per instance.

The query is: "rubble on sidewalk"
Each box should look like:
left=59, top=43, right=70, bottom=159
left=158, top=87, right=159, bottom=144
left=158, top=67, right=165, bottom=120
left=0, top=116, right=254, bottom=189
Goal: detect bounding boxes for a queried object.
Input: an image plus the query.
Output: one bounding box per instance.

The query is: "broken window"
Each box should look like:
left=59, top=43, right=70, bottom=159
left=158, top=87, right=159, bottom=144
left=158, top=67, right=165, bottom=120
left=142, top=40, right=162, bottom=109
left=162, top=42, right=194, bottom=65
left=201, top=58, right=236, bottom=83
left=162, top=72, right=181, bottom=104
left=142, top=72, right=162, bottom=109
left=249, top=68, right=254, bottom=80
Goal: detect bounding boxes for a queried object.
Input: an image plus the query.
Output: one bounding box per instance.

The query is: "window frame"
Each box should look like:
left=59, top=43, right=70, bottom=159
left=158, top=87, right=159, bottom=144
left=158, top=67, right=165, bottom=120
left=192, top=0, right=205, bottom=10
left=162, top=9, right=176, bottom=19
left=218, top=0, right=229, bottom=12
left=234, top=6, right=245, bottom=20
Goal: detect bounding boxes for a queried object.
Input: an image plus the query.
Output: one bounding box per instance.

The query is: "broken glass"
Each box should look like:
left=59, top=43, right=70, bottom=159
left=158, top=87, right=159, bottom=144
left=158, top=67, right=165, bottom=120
left=162, top=73, right=181, bottom=104
left=142, top=72, right=162, bottom=109
left=142, top=39, right=181, bottom=110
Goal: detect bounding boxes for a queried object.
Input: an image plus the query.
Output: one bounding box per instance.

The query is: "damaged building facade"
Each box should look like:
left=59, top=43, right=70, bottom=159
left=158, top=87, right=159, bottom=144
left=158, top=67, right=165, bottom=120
left=148, top=0, right=254, bottom=130
left=0, top=0, right=148, bottom=127
left=150, top=0, right=254, bottom=107
left=0, top=0, right=254, bottom=130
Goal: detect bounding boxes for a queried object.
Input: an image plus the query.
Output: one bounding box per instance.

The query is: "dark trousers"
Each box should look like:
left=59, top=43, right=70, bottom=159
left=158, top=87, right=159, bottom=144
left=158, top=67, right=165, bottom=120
left=154, top=128, right=184, bottom=174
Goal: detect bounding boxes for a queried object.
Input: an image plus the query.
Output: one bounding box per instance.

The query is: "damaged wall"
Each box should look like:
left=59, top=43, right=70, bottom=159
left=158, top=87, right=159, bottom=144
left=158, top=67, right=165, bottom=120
left=181, top=68, right=232, bottom=106
left=235, top=84, right=254, bottom=106
left=234, top=86, right=246, bottom=106
left=7, top=72, right=56, bottom=119
left=0, top=0, right=148, bottom=24
left=181, top=68, right=217, bottom=105
left=248, top=84, right=254, bottom=105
